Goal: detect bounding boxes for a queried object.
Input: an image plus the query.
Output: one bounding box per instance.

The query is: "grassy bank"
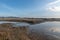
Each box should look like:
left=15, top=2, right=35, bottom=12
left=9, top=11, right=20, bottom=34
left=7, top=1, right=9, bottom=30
left=0, top=23, right=52, bottom=40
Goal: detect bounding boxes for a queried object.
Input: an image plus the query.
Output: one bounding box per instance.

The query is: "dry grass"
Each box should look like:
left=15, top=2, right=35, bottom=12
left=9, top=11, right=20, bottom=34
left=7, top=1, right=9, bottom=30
left=0, top=23, right=30, bottom=40
left=0, top=23, right=48, bottom=40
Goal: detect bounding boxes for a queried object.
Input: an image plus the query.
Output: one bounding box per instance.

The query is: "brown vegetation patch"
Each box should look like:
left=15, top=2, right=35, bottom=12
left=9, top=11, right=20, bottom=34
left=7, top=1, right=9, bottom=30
left=0, top=23, right=30, bottom=40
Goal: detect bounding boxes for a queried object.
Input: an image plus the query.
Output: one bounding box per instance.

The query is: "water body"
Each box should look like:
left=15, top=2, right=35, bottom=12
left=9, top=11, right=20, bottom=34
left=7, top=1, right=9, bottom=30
left=0, top=21, right=60, bottom=40
left=29, top=21, right=60, bottom=40
left=0, top=21, right=29, bottom=27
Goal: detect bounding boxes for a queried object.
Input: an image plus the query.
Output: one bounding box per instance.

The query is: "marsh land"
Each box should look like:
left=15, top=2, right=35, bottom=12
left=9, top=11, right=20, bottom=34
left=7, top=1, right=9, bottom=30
left=0, top=17, right=60, bottom=40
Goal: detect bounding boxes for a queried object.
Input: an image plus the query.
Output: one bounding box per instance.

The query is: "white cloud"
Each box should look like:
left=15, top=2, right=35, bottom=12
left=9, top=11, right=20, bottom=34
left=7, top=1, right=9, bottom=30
left=47, top=0, right=60, bottom=5
left=46, top=0, right=60, bottom=12
left=48, top=6, right=60, bottom=12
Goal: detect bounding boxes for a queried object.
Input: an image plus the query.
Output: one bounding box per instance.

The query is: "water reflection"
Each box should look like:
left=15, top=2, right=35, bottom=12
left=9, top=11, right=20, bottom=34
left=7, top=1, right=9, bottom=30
left=29, top=21, right=60, bottom=40
left=0, top=21, right=60, bottom=35
left=30, top=21, right=60, bottom=32
left=0, top=21, right=60, bottom=40
left=0, top=21, right=30, bottom=27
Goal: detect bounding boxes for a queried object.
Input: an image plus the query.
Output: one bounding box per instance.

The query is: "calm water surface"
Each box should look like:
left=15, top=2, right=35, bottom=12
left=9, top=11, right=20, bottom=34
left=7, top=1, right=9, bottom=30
left=29, top=21, right=60, bottom=39
left=0, top=21, right=60, bottom=39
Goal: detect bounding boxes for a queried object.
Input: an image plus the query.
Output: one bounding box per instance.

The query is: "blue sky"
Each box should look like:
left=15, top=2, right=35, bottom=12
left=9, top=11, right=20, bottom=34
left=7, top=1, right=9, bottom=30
left=0, top=0, right=60, bottom=18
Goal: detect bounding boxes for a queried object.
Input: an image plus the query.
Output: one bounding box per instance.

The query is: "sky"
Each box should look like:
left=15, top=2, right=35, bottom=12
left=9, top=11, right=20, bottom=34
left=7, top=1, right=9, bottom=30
left=0, top=0, right=60, bottom=18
